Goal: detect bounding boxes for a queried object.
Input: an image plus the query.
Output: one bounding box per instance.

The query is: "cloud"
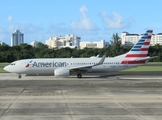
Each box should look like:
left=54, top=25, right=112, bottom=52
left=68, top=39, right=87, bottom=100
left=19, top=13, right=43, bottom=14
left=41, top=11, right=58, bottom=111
left=0, top=28, right=3, bottom=33
left=47, top=22, right=71, bottom=36
left=8, top=23, right=43, bottom=34
left=6, top=21, right=44, bottom=44
left=6, top=15, right=43, bottom=34
left=7, top=15, right=13, bottom=23
left=70, top=5, right=98, bottom=31
left=80, top=5, right=88, bottom=18
left=100, top=11, right=134, bottom=29
left=0, top=28, right=8, bottom=44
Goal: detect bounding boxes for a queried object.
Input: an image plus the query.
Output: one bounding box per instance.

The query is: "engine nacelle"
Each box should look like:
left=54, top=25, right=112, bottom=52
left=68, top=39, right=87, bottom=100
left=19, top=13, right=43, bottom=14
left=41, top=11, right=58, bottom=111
left=54, top=68, right=70, bottom=77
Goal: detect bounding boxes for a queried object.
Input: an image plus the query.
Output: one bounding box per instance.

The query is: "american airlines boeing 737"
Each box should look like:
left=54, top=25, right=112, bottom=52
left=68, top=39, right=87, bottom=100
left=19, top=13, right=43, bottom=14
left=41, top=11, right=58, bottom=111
left=4, top=30, right=156, bottom=78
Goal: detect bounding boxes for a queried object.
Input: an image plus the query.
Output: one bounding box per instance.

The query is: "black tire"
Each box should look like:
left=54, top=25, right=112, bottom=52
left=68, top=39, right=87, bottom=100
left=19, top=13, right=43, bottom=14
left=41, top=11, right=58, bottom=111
left=77, top=73, right=82, bottom=78
left=18, top=75, right=21, bottom=79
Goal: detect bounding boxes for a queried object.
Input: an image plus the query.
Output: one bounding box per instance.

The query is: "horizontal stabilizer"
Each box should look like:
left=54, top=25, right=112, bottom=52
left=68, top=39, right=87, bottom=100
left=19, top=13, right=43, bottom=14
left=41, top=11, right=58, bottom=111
left=135, top=56, right=158, bottom=61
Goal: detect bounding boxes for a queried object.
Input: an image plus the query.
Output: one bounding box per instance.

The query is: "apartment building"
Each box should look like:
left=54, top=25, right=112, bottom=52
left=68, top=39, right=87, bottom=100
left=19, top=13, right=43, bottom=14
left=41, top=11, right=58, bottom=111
left=80, top=40, right=108, bottom=49
left=46, top=34, right=80, bottom=49
left=121, top=31, right=162, bottom=46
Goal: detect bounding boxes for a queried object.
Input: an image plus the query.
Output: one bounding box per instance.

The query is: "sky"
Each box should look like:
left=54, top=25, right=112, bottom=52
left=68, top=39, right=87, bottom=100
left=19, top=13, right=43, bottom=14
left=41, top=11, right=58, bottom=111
left=0, top=0, right=162, bottom=45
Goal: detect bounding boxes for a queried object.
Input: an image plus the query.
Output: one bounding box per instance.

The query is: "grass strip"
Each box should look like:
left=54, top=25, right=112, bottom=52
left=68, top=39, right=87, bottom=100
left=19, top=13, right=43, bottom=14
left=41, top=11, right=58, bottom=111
left=148, top=62, right=162, bottom=64
left=0, top=68, right=6, bottom=73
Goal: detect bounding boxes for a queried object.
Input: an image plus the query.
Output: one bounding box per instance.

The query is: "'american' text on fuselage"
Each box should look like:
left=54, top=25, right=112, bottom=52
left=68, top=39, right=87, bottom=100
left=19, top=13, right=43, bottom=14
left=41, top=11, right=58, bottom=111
left=32, top=61, right=67, bottom=67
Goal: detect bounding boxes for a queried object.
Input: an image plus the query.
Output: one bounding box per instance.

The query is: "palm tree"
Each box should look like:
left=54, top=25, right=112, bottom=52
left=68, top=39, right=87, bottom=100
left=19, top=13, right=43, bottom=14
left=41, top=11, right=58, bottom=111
left=110, top=33, right=121, bottom=55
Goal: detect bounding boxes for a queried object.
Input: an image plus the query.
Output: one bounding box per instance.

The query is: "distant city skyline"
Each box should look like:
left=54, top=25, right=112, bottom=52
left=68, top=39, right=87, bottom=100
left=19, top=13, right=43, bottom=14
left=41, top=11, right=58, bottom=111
left=0, top=0, right=162, bottom=45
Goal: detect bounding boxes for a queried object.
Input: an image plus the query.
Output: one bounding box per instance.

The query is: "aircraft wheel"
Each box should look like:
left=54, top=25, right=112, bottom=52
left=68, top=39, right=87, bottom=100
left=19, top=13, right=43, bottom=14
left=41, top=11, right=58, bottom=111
left=77, top=73, right=82, bottom=78
left=18, top=74, right=21, bottom=79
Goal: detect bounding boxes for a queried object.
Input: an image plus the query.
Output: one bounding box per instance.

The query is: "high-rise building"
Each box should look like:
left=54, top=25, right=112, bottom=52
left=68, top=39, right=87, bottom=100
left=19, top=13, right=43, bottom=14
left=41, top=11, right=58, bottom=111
left=11, top=30, right=24, bottom=46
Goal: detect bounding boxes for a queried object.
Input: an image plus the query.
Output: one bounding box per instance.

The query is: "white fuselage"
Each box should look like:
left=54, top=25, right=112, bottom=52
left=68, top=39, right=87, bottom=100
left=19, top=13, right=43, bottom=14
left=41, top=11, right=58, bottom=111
left=4, top=54, right=145, bottom=76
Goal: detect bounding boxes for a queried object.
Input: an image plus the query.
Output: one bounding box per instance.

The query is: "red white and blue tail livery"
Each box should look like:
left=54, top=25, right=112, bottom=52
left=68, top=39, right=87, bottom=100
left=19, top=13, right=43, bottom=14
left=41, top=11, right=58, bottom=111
left=126, top=30, right=152, bottom=58
left=120, top=30, right=155, bottom=65
left=4, top=30, right=157, bottom=78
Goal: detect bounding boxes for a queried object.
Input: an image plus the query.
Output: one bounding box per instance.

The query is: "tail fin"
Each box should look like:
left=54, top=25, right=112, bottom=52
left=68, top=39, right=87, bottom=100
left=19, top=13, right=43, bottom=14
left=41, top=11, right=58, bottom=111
left=125, top=30, right=153, bottom=58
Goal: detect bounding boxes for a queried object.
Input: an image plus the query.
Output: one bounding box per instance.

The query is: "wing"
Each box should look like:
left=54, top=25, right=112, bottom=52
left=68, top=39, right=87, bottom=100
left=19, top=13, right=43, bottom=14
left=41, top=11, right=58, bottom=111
left=69, top=54, right=106, bottom=71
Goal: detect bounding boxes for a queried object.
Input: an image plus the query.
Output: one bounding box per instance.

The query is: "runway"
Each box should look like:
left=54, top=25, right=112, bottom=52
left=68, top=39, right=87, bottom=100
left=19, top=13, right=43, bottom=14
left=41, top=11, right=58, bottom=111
left=0, top=72, right=162, bottom=120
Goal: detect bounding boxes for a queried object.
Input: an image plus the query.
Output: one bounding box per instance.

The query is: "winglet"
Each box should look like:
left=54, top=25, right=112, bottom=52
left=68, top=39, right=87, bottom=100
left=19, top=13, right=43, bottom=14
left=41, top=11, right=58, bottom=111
left=94, top=54, right=106, bottom=66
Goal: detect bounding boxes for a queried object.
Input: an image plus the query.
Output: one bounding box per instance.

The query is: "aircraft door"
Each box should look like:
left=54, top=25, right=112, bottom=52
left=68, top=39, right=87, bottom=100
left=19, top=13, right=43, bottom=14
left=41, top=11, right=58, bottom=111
left=123, top=60, right=128, bottom=68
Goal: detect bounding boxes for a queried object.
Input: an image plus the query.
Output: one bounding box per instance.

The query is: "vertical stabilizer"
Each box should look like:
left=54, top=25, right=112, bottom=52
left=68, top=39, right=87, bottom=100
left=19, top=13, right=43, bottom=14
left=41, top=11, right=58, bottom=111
left=121, top=30, right=153, bottom=65
left=125, top=30, right=153, bottom=58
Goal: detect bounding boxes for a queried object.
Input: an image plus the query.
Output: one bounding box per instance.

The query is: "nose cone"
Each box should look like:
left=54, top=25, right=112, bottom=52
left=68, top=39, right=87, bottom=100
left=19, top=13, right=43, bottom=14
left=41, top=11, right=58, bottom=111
left=4, top=66, right=9, bottom=72
left=4, top=64, right=24, bottom=73
left=4, top=65, right=14, bottom=73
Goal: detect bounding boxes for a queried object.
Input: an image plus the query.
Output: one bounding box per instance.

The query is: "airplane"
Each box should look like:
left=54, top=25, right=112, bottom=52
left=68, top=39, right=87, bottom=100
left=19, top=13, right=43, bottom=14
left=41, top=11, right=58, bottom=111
left=4, top=30, right=156, bottom=79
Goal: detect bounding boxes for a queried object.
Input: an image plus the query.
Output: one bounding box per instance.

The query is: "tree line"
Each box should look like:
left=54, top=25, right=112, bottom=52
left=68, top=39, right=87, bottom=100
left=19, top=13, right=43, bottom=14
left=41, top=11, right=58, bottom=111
left=0, top=33, right=162, bottom=62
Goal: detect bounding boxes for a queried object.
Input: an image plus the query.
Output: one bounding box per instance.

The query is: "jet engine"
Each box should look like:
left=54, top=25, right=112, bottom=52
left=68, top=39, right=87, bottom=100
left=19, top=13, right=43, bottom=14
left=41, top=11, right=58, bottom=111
left=54, top=68, right=70, bottom=76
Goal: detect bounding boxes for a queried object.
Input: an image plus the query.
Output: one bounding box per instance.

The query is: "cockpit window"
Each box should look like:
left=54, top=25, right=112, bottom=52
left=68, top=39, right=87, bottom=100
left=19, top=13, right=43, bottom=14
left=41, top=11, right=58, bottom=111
left=10, top=63, right=16, bottom=65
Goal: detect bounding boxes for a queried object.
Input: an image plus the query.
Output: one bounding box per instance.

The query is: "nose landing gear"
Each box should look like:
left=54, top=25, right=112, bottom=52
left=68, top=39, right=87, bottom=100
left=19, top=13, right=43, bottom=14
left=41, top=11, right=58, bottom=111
left=18, top=74, right=22, bottom=79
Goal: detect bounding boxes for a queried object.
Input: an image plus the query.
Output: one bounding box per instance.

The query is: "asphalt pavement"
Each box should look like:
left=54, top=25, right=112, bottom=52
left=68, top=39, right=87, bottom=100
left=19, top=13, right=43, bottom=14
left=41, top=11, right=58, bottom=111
left=0, top=73, right=161, bottom=120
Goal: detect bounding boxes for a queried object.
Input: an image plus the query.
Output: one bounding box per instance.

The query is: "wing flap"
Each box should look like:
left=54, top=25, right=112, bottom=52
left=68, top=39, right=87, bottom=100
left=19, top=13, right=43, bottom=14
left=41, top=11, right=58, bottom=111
left=70, top=65, right=93, bottom=71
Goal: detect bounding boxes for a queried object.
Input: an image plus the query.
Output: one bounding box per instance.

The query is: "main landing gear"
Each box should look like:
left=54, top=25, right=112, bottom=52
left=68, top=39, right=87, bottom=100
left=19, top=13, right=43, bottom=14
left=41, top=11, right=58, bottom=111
left=77, top=73, right=82, bottom=78
left=18, top=74, right=22, bottom=79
